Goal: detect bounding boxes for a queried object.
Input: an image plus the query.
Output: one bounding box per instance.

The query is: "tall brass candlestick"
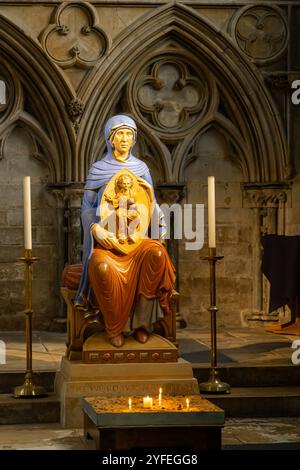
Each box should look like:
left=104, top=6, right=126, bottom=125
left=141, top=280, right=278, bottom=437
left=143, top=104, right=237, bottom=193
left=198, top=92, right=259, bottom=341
left=13, top=249, right=47, bottom=398
left=199, top=247, right=230, bottom=394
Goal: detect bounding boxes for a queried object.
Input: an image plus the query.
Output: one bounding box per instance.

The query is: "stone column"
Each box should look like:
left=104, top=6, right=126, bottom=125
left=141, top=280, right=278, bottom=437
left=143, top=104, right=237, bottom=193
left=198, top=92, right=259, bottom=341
left=156, top=183, right=186, bottom=328
left=65, top=187, right=84, bottom=265
left=242, top=183, right=290, bottom=322
left=47, top=184, right=84, bottom=325
left=46, top=186, right=68, bottom=324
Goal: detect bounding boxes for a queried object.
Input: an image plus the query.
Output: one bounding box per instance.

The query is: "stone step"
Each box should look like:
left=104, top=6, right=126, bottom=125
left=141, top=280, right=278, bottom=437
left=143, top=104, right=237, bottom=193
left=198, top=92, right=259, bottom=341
left=1, top=372, right=300, bottom=424
left=1, top=364, right=300, bottom=393
left=193, top=365, right=300, bottom=388
left=0, top=371, right=55, bottom=394
left=206, top=387, right=300, bottom=418
left=0, top=393, right=60, bottom=425
left=0, top=387, right=299, bottom=425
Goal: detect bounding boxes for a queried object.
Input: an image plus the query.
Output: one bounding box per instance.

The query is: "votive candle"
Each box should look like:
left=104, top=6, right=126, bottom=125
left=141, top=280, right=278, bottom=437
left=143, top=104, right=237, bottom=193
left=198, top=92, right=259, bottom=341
left=143, top=396, right=153, bottom=408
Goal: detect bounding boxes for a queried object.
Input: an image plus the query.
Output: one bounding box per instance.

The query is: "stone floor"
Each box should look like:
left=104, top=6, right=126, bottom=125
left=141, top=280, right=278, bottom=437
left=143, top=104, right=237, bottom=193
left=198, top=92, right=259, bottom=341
left=0, top=326, right=297, bottom=371
left=0, top=418, right=300, bottom=450
left=0, top=326, right=299, bottom=450
left=223, top=417, right=300, bottom=450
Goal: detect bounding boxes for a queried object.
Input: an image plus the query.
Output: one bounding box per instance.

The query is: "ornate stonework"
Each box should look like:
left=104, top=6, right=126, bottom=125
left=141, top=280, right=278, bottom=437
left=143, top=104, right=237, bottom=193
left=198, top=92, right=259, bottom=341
left=242, top=188, right=289, bottom=209
left=40, top=2, right=110, bottom=69
left=135, top=59, right=205, bottom=132
left=264, top=73, right=291, bottom=89
left=230, top=6, right=288, bottom=64
left=67, top=98, right=85, bottom=132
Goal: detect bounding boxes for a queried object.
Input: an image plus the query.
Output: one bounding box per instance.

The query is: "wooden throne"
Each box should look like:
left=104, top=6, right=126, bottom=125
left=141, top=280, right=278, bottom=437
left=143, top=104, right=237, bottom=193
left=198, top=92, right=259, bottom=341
left=61, top=264, right=179, bottom=361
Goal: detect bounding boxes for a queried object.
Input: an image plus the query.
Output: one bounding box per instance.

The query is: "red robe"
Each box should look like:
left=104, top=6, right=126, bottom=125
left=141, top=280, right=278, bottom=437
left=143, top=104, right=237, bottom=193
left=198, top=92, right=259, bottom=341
left=88, top=239, right=175, bottom=338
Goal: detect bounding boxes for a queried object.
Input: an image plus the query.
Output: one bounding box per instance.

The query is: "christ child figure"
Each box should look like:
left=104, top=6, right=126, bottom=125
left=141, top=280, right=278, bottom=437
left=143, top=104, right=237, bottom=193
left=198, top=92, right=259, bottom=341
left=105, top=173, right=140, bottom=244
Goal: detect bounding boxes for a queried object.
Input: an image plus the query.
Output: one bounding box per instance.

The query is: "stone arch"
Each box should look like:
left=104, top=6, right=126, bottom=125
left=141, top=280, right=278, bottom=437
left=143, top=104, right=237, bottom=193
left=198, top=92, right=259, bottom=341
left=0, top=115, right=57, bottom=181
left=78, top=2, right=287, bottom=184
left=176, top=115, right=251, bottom=183
left=0, top=14, right=75, bottom=182
left=130, top=119, right=172, bottom=183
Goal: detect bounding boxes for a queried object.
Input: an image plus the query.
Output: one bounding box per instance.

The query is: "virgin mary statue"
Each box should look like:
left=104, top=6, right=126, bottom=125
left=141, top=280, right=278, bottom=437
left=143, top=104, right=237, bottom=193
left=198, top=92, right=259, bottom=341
left=75, top=115, right=175, bottom=348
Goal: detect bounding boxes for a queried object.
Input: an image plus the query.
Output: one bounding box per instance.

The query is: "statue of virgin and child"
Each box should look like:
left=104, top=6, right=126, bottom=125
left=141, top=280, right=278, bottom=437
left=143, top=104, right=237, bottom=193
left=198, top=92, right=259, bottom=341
left=75, top=115, right=175, bottom=348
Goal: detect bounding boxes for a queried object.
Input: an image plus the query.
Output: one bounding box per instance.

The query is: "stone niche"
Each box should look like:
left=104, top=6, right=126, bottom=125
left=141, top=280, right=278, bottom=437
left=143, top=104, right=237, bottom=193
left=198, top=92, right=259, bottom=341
left=0, top=126, right=58, bottom=330
left=179, top=128, right=252, bottom=328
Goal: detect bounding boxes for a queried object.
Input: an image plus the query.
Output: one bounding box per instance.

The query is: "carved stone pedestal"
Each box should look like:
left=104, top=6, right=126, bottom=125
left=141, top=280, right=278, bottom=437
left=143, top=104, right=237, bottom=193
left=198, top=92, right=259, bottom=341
left=82, top=332, right=177, bottom=364
left=55, top=351, right=199, bottom=428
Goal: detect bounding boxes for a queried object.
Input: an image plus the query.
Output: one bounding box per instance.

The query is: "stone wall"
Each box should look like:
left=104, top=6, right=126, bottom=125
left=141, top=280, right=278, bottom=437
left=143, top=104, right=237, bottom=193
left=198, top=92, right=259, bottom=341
left=0, top=0, right=299, bottom=331
left=0, top=127, right=58, bottom=329
left=178, top=128, right=252, bottom=328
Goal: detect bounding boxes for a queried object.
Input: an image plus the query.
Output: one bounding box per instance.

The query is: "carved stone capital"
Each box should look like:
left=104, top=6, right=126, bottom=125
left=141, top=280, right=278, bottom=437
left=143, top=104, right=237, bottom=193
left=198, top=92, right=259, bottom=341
left=156, top=183, right=186, bottom=205
left=50, top=188, right=67, bottom=208
left=264, top=73, right=291, bottom=89
left=47, top=184, right=84, bottom=208
left=242, top=183, right=291, bottom=209
left=66, top=188, right=84, bottom=208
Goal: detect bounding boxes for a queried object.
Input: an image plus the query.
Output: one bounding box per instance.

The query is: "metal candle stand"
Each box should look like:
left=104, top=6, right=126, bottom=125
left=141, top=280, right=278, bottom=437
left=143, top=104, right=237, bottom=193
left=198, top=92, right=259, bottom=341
left=199, top=247, right=230, bottom=394
left=13, top=249, right=47, bottom=398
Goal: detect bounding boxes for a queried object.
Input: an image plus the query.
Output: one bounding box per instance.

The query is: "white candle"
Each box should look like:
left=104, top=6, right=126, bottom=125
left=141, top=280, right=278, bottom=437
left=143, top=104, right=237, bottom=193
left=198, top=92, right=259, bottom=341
left=208, top=176, right=216, bottom=248
left=143, top=396, right=153, bottom=408
left=158, top=387, right=162, bottom=405
left=23, top=176, right=32, bottom=250
left=128, top=398, right=132, bottom=410
left=186, top=398, right=190, bottom=409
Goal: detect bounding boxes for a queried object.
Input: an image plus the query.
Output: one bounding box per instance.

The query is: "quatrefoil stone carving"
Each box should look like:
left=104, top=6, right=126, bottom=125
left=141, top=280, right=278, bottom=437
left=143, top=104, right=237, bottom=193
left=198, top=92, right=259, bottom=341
left=234, top=6, right=287, bottom=62
left=137, top=61, right=204, bottom=130
left=40, top=2, right=109, bottom=68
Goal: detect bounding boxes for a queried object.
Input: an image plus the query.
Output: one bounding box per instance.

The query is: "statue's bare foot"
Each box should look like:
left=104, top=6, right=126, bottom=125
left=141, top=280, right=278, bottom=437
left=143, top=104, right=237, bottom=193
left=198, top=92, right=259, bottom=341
left=109, top=333, right=125, bottom=348
left=118, top=237, right=126, bottom=244
left=134, top=327, right=149, bottom=344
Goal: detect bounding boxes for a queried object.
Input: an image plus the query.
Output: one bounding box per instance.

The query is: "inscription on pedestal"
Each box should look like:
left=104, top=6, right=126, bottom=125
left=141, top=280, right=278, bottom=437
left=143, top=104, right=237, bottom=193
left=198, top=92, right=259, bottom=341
left=67, top=381, right=199, bottom=396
